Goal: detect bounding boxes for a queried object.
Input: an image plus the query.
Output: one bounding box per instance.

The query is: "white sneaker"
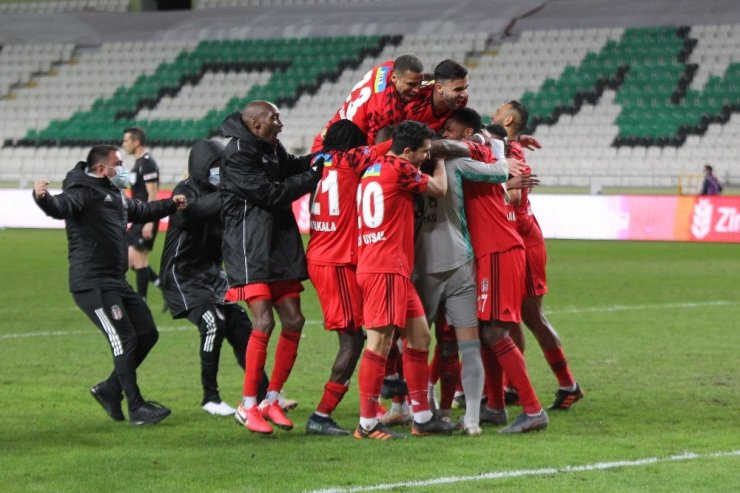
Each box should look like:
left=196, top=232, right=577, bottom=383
left=277, top=391, right=298, bottom=411
left=202, top=400, right=237, bottom=416
left=379, top=406, right=413, bottom=426
left=464, top=423, right=482, bottom=436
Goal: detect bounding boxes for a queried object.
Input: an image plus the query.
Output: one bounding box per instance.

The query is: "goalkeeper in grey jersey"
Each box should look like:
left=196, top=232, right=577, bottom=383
left=413, top=107, right=536, bottom=435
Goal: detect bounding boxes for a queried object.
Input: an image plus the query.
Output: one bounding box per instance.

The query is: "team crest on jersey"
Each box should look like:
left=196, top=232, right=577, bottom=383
left=110, top=305, right=123, bottom=321
left=374, top=66, right=389, bottom=93
left=363, top=163, right=382, bottom=178
left=481, top=278, right=489, bottom=294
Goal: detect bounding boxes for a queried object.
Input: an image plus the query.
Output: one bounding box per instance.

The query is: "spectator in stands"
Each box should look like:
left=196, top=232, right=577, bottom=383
left=700, top=164, right=723, bottom=195
left=32, top=144, right=186, bottom=425
left=311, top=54, right=424, bottom=151
left=159, top=139, right=269, bottom=417
left=220, top=101, right=324, bottom=435
left=121, top=127, right=162, bottom=303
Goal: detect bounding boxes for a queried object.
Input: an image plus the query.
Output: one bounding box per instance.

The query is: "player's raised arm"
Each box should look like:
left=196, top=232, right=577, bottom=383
left=424, top=157, right=447, bottom=198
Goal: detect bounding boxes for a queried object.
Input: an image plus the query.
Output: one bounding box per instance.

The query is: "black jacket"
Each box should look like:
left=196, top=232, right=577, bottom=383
left=220, top=112, right=318, bottom=286
left=160, top=140, right=227, bottom=318
left=34, top=161, right=176, bottom=292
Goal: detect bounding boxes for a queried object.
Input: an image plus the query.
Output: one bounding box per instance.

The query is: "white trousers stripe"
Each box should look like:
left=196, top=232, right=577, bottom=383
left=94, top=308, right=124, bottom=357
left=201, top=310, right=218, bottom=353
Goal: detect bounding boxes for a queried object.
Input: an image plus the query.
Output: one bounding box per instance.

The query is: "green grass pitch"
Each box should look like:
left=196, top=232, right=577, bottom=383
left=0, top=229, right=738, bottom=492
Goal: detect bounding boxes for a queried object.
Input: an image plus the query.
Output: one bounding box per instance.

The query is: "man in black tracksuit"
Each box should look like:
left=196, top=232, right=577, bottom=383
left=33, top=144, right=186, bottom=426
left=220, top=101, right=323, bottom=434
left=160, top=140, right=268, bottom=416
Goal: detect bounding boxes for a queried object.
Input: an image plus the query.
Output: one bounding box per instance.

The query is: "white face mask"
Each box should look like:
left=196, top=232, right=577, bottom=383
left=208, top=168, right=220, bottom=187
left=108, top=165, right=129, bottom=189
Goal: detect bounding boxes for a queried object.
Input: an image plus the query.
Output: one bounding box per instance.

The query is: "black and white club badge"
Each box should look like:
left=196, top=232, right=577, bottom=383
left=110, top=305, right=123, bottom=321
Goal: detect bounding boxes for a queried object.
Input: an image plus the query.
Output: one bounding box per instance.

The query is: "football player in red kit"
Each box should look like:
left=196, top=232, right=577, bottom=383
left=311, top=54, right=424, bottom=151
left=492, top=101, right=584, bottom=411
left=305, top=120, right=393, bottom=435
left=354, top=121, right=457, bottom=439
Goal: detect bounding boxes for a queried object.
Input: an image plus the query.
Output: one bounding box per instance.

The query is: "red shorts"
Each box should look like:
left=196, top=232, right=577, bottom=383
left=308, top=262, right=363, bottom=331
left=476, top=247, right=526, bottom=323
left=224, top=280, right=304, bottom=305
left=357, top=273, right=426, bottom=330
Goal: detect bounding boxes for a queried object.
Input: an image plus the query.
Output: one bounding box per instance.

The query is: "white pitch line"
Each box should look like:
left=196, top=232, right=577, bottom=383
left=1, top=300, right=737, bottom=341
left=305, top=450, right=740, bottom=493
left=547, top=300, right=737, bottom=315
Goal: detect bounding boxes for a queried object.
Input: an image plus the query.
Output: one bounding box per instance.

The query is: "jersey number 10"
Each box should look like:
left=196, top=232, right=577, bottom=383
left=357, top=182, right=384, bottom=228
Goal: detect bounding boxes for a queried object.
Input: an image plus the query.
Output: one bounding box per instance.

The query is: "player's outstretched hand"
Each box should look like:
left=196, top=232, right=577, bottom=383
left=507, top=173, right=540, bottom=190
left=172, top=194, right=188, bottom=210
left=34, top=180, right=49, bottom=199
left=507, top=158, right=527, bottom=177
left=519, top=135, right=542, bottom=150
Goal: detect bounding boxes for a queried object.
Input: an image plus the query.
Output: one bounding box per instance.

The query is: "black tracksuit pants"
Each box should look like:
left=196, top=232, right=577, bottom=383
left=73, top=285, right=158, bottom=411
left=186, top=303, right=268, bottom=405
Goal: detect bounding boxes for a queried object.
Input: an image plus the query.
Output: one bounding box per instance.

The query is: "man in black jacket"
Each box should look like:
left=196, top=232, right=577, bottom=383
left=160, top=139, right=269, bottom=416
left=33, top=144, right=187, bottom=426
left=221, top=101, right=323, bottom=434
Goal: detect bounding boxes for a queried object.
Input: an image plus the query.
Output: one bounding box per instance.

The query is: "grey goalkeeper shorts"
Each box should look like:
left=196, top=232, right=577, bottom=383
left=413, top=260, right=478, bottom=329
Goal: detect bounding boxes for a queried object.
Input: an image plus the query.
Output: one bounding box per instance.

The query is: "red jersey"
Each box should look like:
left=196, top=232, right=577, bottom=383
left=311, top=61, right=406, bottom=151
left=508, top=141, right=539, bottom=242
left=463, top=142, right=523, bottom=256
left=403, top=83, right=468, bottom=131
left=356, top=155, right=429, bottom=278
left=306, top=141, right=392, bottom=266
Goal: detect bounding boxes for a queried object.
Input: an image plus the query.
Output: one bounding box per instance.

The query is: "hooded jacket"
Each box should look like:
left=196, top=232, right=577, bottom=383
left=160, top=140, right=227, bottom=317
left=219, top=112, right=319, bottom=286
left=34, top=161, right=176, bottom=292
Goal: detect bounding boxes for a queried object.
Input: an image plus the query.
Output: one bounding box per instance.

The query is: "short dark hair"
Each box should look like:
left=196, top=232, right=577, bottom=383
left=322, top=119, right=367, bottom=152
left=434, top=59, right=468, bottom=82
left=486, top=123, right=507, bottom=139
left=124, top=126, right=146, bottom=146
left=704, top=164, right=713, bottom=173
left=507, top=100, right=529, bottom=132
left=392, top=54, right=423, bottom=76
left=448, top=107, right=483, bottom=133
left=390, top=120, right=434, bottom=154
left=86, top=144, right=118, bottom=171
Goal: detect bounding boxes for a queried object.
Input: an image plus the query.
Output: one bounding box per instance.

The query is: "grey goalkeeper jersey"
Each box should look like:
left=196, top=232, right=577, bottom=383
left=415, top=157, right=508, bottom=275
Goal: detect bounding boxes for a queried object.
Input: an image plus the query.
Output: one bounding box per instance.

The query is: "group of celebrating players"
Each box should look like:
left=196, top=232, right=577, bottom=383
left=220, top=53, right=583, bottom=439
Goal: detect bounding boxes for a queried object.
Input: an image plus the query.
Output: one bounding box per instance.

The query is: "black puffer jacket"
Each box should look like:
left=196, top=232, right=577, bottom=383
left=34, top=161, right=176, bottom=292
left=160, top=140, right=227, bottom=318
left=220, top=112, right=319, bottom=286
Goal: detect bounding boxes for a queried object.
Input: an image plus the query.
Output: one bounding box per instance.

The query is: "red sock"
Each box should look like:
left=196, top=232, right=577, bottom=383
left=359, top=349, right=386, bottom=419
left=317, top=381, right=349, bottom=415
left=428, top=344, right=441, bottom=385
left=543, top=347, right=576, bottom=388
left=480, top=344, right=505, bottom=409
left=402, top=347, right=430, bottom=414
left=243, top=330, right=270, bottom=397
left=268, top=330, right=301, bottom=393
left=494, top=337, right=541, bottom=414
left=439, top=350, right=460, bottom=409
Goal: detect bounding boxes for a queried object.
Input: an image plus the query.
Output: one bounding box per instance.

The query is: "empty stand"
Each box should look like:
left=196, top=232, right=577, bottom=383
left=1, top=23, right=739, bottom=189
left=0, top=0, right=128, bottom=14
